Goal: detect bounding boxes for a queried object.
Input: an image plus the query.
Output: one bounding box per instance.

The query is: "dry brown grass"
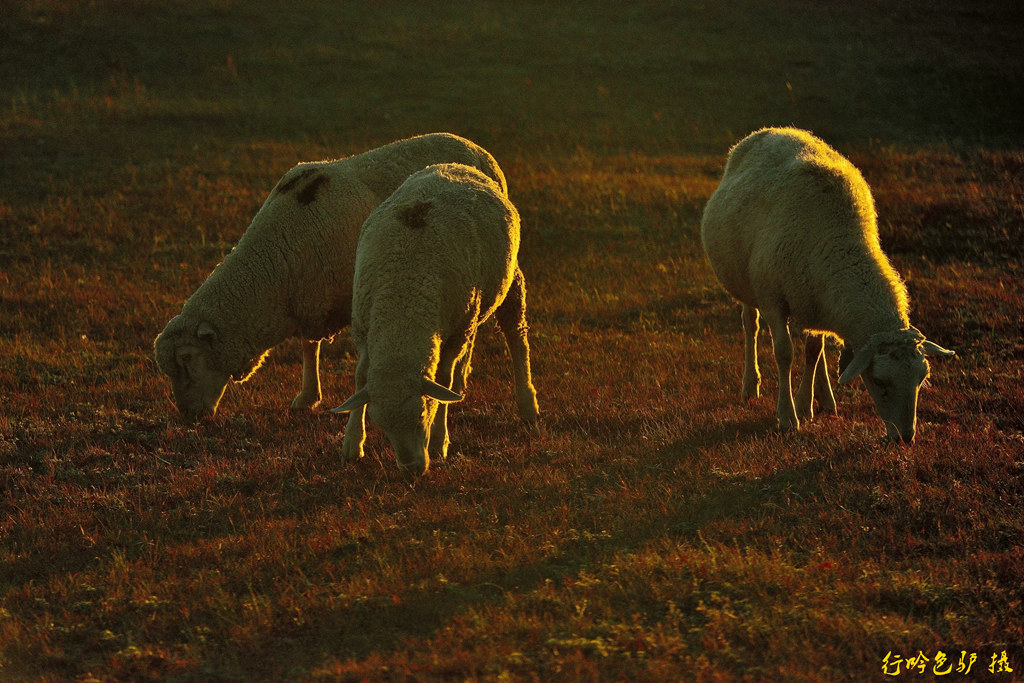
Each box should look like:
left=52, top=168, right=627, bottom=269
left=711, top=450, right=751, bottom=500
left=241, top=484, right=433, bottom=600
left=1, top=1, right=1022, bottom=681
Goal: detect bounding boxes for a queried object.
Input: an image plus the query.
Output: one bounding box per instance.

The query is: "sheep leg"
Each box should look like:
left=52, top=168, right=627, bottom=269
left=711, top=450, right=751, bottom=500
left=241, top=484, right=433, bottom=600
left=428, top=402, right=450, bottom=463
left=814, top=341, right=837, bottom=415
left=439, top=334, right=477, bottom=461
left=428, top=335, right=470, bottom=462
left=741, top=305, right=761, bottom=400
left=495, top=268, right=540, bottom=426
left=795, top=333, right=822, bottom=420
left=764, top=312, right=799, bottom=432
left=341, top=353, right=368, bottom=463
left=451, top=334, right=475, bottom=395
left=290, top=339, right=322, bottom=410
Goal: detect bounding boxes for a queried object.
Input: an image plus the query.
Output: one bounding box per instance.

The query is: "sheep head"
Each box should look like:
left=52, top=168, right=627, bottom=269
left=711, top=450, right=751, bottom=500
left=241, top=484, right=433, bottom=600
left=154, top=318, right=230, bottom=421
left=839, top=327, right=955, bottom=443
left=332, top=377, right=463, bottom=476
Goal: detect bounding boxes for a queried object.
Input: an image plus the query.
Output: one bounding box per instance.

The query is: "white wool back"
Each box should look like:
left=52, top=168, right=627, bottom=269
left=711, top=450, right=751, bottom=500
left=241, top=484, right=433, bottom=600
left=351, top=163, right=520, bottom=409
left=157, top=133, right=506, bottom=381
left=701, top=127, right=910, bottom=350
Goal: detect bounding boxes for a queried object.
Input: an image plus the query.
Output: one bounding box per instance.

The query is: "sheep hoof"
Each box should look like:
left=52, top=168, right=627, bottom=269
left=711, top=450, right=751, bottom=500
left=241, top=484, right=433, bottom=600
left=516, top=393, right=540, bottom=425
left=778, top=416, right=800, bottom=432
left=340, top=439, right=363, bottom=464
left=290, top=393, right=321, bottom=411
left=428, top=441, right=449, bottom=463
left=398, top=457, right=429, bottom=478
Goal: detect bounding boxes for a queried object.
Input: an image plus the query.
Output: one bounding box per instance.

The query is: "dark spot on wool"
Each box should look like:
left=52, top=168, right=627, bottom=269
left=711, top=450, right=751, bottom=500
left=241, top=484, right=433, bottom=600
left=400, top=202, right=432, bottom=230
left=296, top=174, right=329, bottom=205
left=276, top=167, right=317, bottom=195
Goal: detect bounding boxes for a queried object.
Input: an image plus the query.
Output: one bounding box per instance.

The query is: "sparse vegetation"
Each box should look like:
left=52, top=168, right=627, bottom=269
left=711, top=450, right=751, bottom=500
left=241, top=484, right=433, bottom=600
left=1, top=1, right=1021, bottom=681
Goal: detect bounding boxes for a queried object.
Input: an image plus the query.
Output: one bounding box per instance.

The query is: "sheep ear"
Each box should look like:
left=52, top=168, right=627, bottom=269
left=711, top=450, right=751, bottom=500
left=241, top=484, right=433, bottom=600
left=922, top=340, right=955, bottom=358
left=421, top=377, right=464, bottom=403
left=196, top=321, right=218, bottom=345
left=331, top=388, right=370, bottom=414
left=839, top=345, right=874, bottom=384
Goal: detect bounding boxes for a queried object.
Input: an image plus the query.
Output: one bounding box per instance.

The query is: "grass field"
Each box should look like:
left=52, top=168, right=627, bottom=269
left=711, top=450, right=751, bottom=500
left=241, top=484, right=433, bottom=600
left=1, top=1, right=1022, bottom=681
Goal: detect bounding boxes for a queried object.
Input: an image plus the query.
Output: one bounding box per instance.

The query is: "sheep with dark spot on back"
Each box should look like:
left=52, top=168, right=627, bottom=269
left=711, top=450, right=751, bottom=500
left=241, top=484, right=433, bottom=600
left=700, top=127, right=954, bottom=442
left=332, top=163, right=539, bottom=476
left=154, top=133, right=507, bottom=421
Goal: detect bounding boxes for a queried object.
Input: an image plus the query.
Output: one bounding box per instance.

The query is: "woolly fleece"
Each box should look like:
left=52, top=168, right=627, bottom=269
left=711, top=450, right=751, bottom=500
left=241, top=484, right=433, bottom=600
left=334, top=163, right=539, bottom=476
left=700, top=127, right=953, bottom=441
left=154, top=133, right=507, bottom=420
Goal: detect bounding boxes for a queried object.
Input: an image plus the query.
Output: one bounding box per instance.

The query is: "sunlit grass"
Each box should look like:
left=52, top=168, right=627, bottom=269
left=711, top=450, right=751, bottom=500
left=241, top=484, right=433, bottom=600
left=2, top=1, right=1022, bottom=681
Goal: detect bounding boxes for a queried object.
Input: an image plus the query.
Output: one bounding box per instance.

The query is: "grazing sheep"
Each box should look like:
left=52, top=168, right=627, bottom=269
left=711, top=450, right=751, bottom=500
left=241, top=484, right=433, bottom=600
left=332, top=163, right=539, bottom=476
left=700, top=127, right=954, bottom=442
left=154, top=133, right=507, bottom=420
